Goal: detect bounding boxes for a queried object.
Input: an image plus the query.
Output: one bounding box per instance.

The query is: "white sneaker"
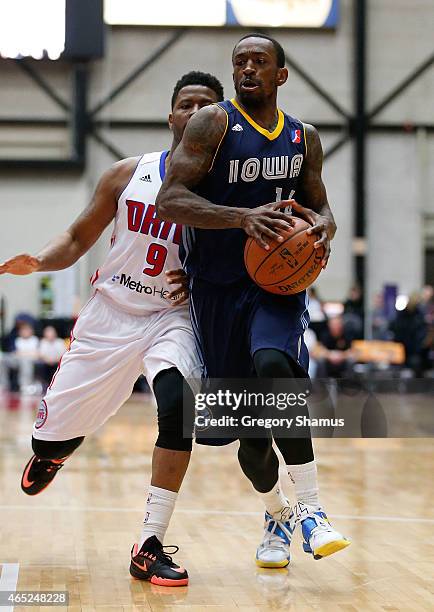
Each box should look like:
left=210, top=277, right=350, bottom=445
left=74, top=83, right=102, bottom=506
left=293, top=502, right=351, bottom=559
left=255, top=510, right=294, bottom=568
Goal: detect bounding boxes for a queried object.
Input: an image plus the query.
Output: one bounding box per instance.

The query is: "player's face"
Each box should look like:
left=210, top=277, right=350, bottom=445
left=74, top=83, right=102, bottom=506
left=169, top=85, right=220, bottom=143
left=232, top=38, right=288, bottom=106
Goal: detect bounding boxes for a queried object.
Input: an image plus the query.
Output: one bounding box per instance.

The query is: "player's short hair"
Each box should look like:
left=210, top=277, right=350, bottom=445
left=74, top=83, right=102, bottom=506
left=171, top=71, right=224, bottom=108
left=233, top=33, right=286, bottom=68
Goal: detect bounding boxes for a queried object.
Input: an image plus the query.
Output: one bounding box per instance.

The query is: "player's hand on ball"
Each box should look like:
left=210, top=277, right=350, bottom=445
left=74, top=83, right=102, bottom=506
left=165, top=268, right=189, bottom=305
left=0, top=253, right=41, bottom=276
left=290, top=201, right=336, bottom=268
left=240, top=199, right=295, bottom=250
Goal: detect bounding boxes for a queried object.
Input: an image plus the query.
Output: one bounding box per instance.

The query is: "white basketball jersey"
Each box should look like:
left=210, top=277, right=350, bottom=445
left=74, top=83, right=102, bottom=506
left=92, top=151, right=184, bottom=315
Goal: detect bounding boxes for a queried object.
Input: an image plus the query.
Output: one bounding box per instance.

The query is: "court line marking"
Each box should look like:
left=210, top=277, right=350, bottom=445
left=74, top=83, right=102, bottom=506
left=0, top=563, right=19, bottom=612
left=0, top=505, right=433, bottom=524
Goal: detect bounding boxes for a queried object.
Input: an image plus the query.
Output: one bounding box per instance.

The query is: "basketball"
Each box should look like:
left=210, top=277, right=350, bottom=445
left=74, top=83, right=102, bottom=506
left=244, top=217, right=325, bottom=294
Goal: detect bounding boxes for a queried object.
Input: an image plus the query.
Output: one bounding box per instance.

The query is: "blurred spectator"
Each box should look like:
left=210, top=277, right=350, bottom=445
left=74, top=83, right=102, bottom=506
left=307, top=286, right=327, bottom=338
left=344, top=285, right=363, bottom=318
left=15, top=323, right=39, bottom=392
left=303, top=327, right=318, bottom=378
left=0, top=323, right=39, bottom=393
left=390, top=292, right=427, bottom=376
left=15, top=323, right=39, bottom=356
left=343, top=284, right=364, bottom=339
left=420, top=285, right=434, bottom=324
left=344, top=284, right=364, bottom=318
left=36, top=326, right=66, bottom=389
left=2, top=312, right=37, bottom=353
left=370, top=293, right=392, bottom=340
left=315, top=316, right=354, bottom=378
left=420, top=286, right=434, bottom=371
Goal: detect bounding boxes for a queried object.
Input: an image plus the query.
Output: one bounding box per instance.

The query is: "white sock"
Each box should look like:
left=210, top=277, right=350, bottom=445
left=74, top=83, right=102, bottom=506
left=140, top=485, right=178, bottom=547
left=286, top=460, right=320, bottom=508
left=258, top=479, right=290, bottom=517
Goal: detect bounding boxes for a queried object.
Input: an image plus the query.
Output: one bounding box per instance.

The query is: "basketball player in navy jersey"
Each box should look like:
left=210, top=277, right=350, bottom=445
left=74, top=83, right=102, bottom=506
left=157, top=34, right=350, bottom=567
left=0, top=72, right=225, bottom=586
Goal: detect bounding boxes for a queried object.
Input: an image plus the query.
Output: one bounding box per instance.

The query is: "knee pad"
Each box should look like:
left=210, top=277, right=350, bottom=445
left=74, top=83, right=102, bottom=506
left=238, top=437, right=274, bottom=467
left=154, top=368, right=193, bottom=452
left=274, top=436, right=314, bottom=465
left=237, top=437, right=279, bottom=493
left=32, top=436, right=84, bottom=460
left=254, top=349, right=295, bottom=378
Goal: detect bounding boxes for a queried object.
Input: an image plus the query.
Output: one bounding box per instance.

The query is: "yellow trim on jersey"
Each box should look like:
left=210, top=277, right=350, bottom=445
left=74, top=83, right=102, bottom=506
left=303, top=123, right=308, bottom=157
left=207, top=103, right=229, bottom=173
left=230, top=98, right=284, bottom=141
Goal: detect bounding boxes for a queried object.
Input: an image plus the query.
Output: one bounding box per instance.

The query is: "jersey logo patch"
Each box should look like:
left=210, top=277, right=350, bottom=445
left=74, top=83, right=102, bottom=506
left=291, top=129, right=301, bottom=143
left=232, top=123, right=243, bottom=132
left=140, top=174, right=152, bottom=182
left=35, top=399, right=48, bottom=429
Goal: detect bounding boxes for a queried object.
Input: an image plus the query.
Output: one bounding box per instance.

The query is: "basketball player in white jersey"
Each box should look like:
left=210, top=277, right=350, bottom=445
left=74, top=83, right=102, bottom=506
left=0, top=71, right=224, bottom=587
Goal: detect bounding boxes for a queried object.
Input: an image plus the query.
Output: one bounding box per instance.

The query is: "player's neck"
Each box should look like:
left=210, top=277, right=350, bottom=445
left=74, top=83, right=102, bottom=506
left=235, top=96, right=279, bottom=132
left=165, top=146, right=175, bottom=171
left=166, top=138, right=181, bottom=170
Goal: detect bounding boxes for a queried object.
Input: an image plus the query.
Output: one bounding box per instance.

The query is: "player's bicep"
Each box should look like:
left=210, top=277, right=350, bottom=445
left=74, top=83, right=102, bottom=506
left=67, top=175, right=117, bottom=248
left=162, top=106, right=227, bottom=192
left=165, top=139, right=213, bottom=190
left=298, top=125, right=328, bottom=211
left=68, top=158, right=137, bottom=249
left=298, top=166, right=327, bottom=210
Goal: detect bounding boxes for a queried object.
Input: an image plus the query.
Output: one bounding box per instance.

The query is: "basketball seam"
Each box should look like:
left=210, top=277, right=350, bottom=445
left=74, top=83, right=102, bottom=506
left=262, top=247, right=323, bottom=288
left=251, top=226, right=309, bottom=282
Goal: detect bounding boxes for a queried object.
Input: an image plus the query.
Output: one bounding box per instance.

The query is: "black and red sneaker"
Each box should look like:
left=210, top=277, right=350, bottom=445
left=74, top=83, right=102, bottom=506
left=21, top=455, right=67, bottom=496
left=130, top=535, right=188, bottom=586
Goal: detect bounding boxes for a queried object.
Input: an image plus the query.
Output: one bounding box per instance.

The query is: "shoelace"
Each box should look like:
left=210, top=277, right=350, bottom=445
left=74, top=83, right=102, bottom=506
left=262, top=520, right=291, bottom=550
left=151, top=544, right=180, bottom=567
left=35, top=460, right=64, bottom=480
left=293, top=502, right=326, bottom=526
left=46, top=463, right=64, bottom=472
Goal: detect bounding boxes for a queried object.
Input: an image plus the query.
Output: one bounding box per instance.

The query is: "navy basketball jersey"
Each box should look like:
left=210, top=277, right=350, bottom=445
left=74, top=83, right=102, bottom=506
left=181, top=98, right=307, bottom=284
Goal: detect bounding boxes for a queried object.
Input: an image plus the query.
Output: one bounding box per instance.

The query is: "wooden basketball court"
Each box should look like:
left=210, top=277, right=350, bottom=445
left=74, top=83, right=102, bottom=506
left=0, top=392, right=433, bottom=611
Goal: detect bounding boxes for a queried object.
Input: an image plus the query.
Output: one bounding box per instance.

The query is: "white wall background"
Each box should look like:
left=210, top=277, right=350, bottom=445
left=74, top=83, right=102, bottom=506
left=0, top=0, right=433, bottom=328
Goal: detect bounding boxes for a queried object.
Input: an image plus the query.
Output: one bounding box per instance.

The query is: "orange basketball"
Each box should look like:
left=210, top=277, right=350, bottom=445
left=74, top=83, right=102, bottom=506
left=244, top=217, right=325, bottom=295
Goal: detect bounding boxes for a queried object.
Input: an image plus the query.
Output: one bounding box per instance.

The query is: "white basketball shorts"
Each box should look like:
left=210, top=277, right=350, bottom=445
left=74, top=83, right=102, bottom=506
left=33, top=291, right=201, bottom=441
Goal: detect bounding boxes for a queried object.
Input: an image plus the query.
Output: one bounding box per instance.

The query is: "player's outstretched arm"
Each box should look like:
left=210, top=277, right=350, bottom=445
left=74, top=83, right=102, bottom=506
left=156, top=106, right=293, bottom=250
left=292, top=124, right=337, bottom=268
left=0, top=158, right=138, bottom=276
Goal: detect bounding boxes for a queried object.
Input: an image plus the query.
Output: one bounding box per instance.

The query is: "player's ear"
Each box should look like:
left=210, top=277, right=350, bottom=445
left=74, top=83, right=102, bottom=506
left=168, top=113, right=173, bottom=131
left=276, top=67, right=288, bottom=87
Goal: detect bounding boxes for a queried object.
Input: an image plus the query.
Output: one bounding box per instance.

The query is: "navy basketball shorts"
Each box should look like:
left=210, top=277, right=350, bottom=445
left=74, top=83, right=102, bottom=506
left=189, top=276, right=310, bottom=380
